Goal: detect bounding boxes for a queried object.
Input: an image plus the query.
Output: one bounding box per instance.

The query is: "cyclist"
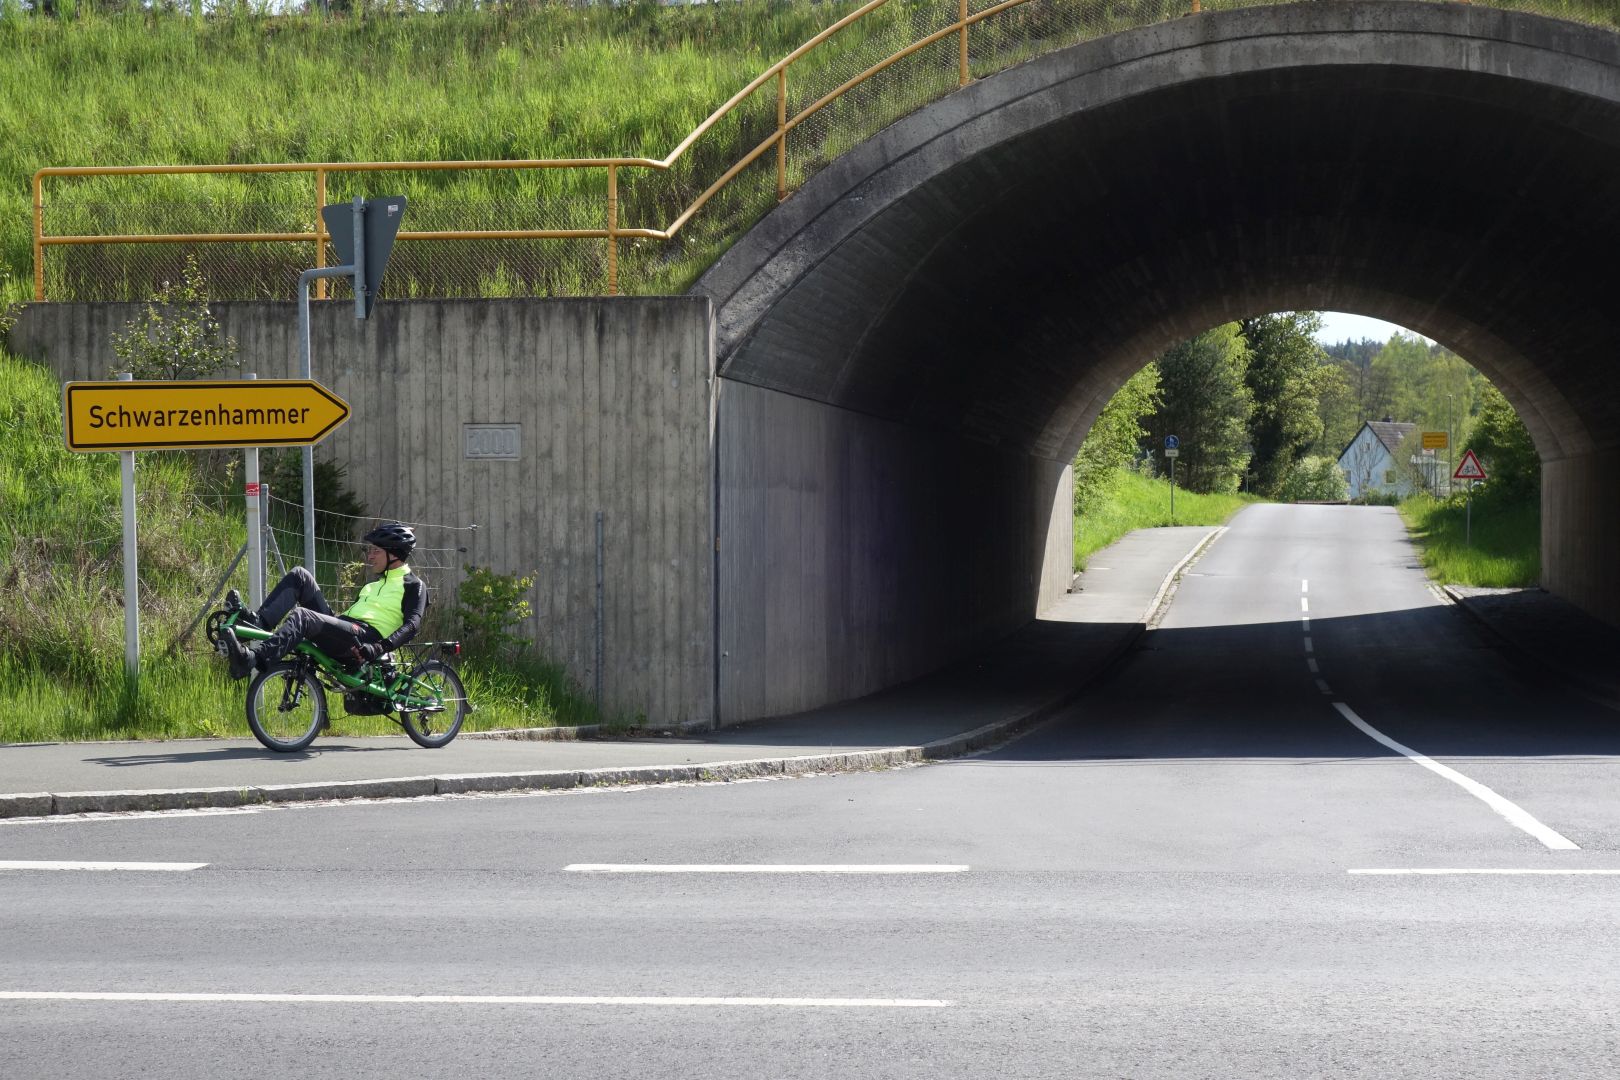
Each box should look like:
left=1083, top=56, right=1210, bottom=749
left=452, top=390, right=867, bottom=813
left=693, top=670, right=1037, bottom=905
left=221, top=522, right=427, bottom=680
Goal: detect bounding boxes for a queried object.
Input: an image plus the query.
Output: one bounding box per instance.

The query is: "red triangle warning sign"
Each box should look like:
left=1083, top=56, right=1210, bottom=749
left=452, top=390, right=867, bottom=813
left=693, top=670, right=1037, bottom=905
left=1453, top=449, right=1488, bottom=481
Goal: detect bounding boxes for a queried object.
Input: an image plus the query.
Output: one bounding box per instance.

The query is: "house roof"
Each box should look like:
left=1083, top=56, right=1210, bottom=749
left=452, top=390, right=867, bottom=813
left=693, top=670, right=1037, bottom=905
left=1337, top=420, right=1418, bottom=463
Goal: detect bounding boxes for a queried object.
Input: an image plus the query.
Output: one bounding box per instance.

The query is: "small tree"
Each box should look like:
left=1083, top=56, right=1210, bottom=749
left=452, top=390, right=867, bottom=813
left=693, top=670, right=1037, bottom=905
left=457, top=565, right=536, bottom=661
left=110, top=255, right=239, bottom=380
left=1073, top=364, right=1161, bottom=516
left=1276, top=456, right=1349, bottom=503
left=1464, top=383, right=1539, bottom=500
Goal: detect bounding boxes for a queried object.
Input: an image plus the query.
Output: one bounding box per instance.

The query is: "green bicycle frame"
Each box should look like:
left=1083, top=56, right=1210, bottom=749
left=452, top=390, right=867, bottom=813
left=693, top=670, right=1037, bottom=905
left=227, top=618, right=441, bottom=712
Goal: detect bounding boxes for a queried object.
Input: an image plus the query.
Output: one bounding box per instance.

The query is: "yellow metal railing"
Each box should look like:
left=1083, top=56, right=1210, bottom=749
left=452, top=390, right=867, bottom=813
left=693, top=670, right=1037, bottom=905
left=30, top=0, right=1617, bottom=302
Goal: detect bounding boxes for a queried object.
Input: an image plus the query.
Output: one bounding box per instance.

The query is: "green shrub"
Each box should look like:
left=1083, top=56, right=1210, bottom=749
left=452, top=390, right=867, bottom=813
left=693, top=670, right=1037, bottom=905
left=109, top=254, right=239, bottom=380
left=456, top=563, right=535, bottom=661
left=1276, top=455, right=1348, bottom=503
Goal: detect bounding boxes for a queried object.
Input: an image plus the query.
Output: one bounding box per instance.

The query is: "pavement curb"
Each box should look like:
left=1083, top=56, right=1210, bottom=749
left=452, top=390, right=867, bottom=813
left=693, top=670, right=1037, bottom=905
left=2, top=530, right=1227, bottom=821
left=0, top=628, right=1145, bottom=822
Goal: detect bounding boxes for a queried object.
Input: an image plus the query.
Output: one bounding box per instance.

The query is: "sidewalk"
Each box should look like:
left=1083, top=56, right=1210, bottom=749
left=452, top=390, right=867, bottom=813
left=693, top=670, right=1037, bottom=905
left=0, top=526, right=1223, bottom=819
left=1444, top=585, right=1620, bottom=710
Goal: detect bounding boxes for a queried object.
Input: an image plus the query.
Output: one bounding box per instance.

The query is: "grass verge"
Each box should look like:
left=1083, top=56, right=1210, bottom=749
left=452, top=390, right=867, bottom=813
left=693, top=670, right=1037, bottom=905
left=0, top=347, right=600, bottom=743
left=1397, top=491, right=1540, bottom=588
left=1074, top=468, right=1258, bottom=569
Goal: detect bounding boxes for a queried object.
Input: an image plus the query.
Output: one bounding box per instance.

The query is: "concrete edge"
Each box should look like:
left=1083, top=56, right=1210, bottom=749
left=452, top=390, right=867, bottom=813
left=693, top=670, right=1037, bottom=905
left=0, top=623, right=1151, bottom=821
left=1142, top=526, right=1227, bottom=627
left=1441, top=585, right=1620, bottom=712
left=461, top=716, right=719, bottom=742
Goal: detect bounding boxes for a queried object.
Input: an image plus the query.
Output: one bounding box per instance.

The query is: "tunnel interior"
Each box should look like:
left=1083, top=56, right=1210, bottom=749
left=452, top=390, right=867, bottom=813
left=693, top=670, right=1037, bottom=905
left=701, top=5, right=1620, bottom=721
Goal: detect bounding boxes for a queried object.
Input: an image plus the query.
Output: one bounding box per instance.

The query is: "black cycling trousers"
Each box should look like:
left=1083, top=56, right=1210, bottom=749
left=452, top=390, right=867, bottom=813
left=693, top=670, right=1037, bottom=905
left=256, top=566, right=380, bottom=663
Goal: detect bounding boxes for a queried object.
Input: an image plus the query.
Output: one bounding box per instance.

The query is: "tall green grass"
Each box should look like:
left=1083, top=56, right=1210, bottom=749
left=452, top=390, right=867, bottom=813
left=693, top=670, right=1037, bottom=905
left=1398, top=491, right=1540, bottom=587
left=1074, top=467, right=1258, bottom=569
left=11, top=0, right=1611, bottom=304
left=0, top=346, right=601, bottom=742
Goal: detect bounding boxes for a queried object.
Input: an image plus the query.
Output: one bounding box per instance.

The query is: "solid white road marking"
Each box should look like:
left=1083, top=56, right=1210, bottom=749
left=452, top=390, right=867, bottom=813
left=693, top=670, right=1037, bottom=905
left=1333, top=703, right=1579, bottom=850
left=0, top=861, right=206, bottom=872
left=1304, top=637, right=1314, bottom=653
left=564, top=864, right=969, bottom=874
left=0, top=991, right=949, bottom=1008
left=1307, top=659, right=1320, bottom=673
left=1350, top=869, right=1620, bottom=876
left=1301, top=597, right=1310, bottom=613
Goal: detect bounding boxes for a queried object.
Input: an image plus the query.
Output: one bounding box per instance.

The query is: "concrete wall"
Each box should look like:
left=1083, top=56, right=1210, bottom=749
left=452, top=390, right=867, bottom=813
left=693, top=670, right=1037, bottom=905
left=1542, top=449, right=1620, bottom=627
left=12, top=299, right=718, bottom=724
left=715, top=379, right=1071, bottom=721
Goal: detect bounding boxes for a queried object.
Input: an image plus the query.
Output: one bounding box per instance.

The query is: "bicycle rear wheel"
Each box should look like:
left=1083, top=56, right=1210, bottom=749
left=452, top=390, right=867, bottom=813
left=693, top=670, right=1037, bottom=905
left=398, top=660, right=467, bottom=748
left=246, top=661, right=327, bottom=752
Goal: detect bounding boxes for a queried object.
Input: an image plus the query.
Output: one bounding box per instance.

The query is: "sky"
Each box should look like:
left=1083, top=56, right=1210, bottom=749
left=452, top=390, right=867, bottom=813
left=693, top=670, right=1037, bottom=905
left=1313, top=310, right=1431, bottom=347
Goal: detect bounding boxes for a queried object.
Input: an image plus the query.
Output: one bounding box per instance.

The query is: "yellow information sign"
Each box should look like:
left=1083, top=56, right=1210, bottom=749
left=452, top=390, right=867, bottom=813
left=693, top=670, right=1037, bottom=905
left=63, top=379, right=351, bottom=453
left=1421, top=431, right=1449, bottom=450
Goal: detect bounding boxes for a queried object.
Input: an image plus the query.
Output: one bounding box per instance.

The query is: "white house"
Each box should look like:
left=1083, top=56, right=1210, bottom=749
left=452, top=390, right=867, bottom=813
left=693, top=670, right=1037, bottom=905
left=1337, top=420, right=1418, bottom=499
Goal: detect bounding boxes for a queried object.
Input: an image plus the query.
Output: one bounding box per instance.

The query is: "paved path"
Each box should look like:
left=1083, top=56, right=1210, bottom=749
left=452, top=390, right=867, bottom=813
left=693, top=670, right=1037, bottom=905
left=0, top=526, right=1222, bottom=818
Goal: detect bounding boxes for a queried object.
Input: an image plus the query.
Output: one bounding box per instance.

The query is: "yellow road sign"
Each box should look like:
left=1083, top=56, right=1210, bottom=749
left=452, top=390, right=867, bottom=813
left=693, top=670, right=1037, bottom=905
left=63, top=379, right=350, bottom=453
left=1421, top=431, right=1449, bottom=450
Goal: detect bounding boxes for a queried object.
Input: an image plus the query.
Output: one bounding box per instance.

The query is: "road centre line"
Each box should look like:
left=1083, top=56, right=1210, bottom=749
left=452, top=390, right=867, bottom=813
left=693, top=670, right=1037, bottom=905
left=1332, top=703, right=1579, bottom=850
left=1350, top=869, right=1620, bottom=876
left=1315, top=678, right=1333, bottom=695
left=1302, top=579, right=1308, bottom=593
left=565, top=864, right=969, bottom=874
left=0, top=861, right=206, bottom=872
left=1304, top=636, right=1314, bottom=653
left=1307, top=659, right=1320, bottom=673
left=1301, top=597, right=1310, bottom=612
left=1302, top=617, right=1311, bottom=631
left=0, top=991, right=949, bottom=1008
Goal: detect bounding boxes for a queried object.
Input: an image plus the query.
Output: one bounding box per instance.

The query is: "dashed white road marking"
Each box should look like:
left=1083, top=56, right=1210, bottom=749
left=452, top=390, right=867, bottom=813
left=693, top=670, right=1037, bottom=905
left=1301, top=597, right=1310, bottom=613
left=1315, top=679, right=1333, bottom=695
left=1301, top=579, right=1309, bottom=594
left=1307, top=659, right=1320, bottom=673
left=565, top=864, right=969, bottom=874
left=1303, top=637, right=1314, bottom=653
left=1333, top=702, right=1579, bottom=851
left=1350, top=869, right=1620, bottom=876
left=0, top=861, right=206, bottom=872
left=0, top=991, right=949, bottom=1008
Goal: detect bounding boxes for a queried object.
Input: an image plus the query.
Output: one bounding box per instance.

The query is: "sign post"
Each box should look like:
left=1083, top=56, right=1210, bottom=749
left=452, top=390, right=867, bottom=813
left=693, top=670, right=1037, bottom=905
left=1453, top=449, right=1488, bottom=546
left=299, top=195, right=405, bottom=577
left=62, top=376, right=351, bottom=680
left=118, top=373, right=139, bottom=685
left=1165, top=435, right=1180, bottom=524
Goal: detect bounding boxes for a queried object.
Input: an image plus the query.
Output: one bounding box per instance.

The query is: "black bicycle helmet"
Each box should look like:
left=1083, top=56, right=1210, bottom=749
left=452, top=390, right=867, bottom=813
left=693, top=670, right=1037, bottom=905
left=362, top=522, right=416, bottom=559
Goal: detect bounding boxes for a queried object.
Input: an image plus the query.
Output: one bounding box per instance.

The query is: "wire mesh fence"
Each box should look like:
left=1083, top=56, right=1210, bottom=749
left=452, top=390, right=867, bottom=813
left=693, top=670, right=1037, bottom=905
left=33, top=0, right=1620, bottom=303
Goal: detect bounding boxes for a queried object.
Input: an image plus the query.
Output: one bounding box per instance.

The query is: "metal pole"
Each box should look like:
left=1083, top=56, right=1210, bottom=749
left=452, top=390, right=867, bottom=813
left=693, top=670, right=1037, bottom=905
left=351, top=194, right=366, bottom=321
left=298, top=273, right=317, bottom=578
left=1466, top=482, right=1473, bottom=546
left=118, top=372, right=139, bottom=684
left=1170, top=458, right=1176, bottom=525
left=243, top=373, right=265, bottom=608
left=595, top=510, right=605, bottom=715
left=1447, top=394, right=1454, bottom=498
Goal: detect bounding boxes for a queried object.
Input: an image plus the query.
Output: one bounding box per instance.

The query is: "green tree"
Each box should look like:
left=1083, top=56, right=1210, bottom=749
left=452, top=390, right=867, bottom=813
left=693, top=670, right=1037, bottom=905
left=1072, top=363, right=1161, bottom=516
left=109, top=255, right=239, bottom=380
left=1276, top=455, right=1350, bottom=503
left=1240, top=312, right=1327, bottom=496
left=1463, top=383, right=1539, bottom=499
left=1147, top=323, right=1253, bottom=495
left=1312, top=360, right=1358, bottom=458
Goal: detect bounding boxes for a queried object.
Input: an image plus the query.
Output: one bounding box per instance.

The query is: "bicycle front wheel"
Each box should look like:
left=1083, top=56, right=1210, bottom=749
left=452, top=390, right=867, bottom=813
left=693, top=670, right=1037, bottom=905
left=398, top=660, right=467, bottom=748
left=246, top=661, right=327, bottom=753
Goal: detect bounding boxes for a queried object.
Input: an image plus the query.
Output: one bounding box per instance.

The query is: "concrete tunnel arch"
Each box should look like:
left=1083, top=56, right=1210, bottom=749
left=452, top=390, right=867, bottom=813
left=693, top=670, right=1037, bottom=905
left=694, top=2, right=1620, bottom=721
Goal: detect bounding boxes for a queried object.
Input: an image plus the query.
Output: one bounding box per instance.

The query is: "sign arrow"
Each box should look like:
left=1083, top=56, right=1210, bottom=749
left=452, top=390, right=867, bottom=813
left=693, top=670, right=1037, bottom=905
left=63, top=379, right=351, bottom=453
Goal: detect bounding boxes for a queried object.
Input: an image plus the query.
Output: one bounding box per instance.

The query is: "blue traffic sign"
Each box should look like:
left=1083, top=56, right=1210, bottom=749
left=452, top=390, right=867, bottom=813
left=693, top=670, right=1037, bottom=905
left=1164, top=435, right=1180, bottom=450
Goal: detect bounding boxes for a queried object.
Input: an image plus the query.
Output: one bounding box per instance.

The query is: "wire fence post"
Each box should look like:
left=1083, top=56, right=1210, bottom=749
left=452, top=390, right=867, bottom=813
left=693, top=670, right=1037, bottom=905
left=243, top=373, right=266, bottom=608
left=595, top=510, right=605, bottom=715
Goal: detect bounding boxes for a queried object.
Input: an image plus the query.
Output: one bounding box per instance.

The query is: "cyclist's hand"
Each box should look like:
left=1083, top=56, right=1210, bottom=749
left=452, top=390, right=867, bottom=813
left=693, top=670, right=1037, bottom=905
left=351, top=642, right=385, bottom=664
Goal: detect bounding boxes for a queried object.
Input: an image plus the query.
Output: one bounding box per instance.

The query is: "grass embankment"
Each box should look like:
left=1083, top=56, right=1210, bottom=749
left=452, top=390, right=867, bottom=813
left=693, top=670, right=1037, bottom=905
left=1074, top=468, right=1257, bottom=570
left=0, top=348, right=598, bottom=743
left=1398, top=492, right=1540, bottom=588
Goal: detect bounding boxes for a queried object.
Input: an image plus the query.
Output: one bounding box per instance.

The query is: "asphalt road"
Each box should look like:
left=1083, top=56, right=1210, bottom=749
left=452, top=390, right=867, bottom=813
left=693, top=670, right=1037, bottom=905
left=3, top=504, right=1618, bottom=1079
